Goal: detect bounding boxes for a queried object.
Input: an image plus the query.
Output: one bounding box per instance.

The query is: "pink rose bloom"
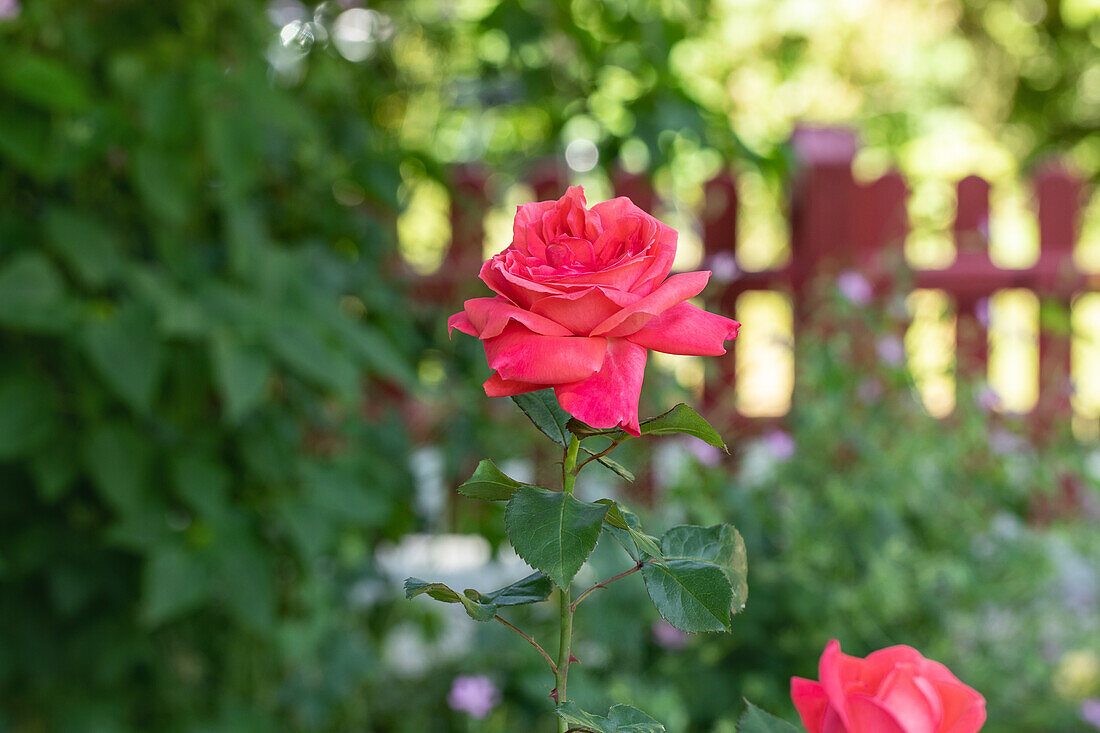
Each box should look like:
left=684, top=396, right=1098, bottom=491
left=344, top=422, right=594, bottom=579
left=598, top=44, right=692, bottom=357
left=791, top=640, right=986, bottom=733
left=449, top=187, right=739, bottom=434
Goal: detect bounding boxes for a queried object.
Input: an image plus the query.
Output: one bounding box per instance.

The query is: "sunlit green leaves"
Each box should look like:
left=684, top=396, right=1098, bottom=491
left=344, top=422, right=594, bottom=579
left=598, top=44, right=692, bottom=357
left=556, top=701, right=666, bottom=733
left=505, top=486, right=609, bottom=588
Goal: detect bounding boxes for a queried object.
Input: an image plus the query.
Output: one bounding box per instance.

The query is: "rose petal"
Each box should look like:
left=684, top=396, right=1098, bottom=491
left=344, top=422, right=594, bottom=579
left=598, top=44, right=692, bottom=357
left=554, top=338, right=646, bottom=435
left=862, top=646, right=928, bottom=691
left=448, top=311, right=478, bottom=338
left=791, top=678, right=830, bottom=733
left=846, top=694, right=909, bottom=733
left=480, top=256, right=564, bottom=307
left=590, top=271, right=712, bottom=337
left=627, top=302, right=740, bottom=356
left=512, top=200, right=557, bottom=258
left=819, top=640, right=866, bottom=731
left=934, top=679, right=986, bottom=733
left=483, top=372, right=544, bottom=397
left=483, top=323, right=606, bottom=385
left=463, top=297, right=573, bottom=338
left=529, top=287, right=636, bottom=335
left=874, top=666, right=941, bottom=733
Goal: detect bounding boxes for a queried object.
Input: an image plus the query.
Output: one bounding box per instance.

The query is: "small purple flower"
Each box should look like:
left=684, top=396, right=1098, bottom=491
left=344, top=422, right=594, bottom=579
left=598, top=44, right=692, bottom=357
left=989, top=428, right=1025, bottom=456
left=975, top=386, right=1001, bottom=412
left=876, top=335, right=905, bottom=367
left=836, top=270, right=872, bottom=306
left=763, top=429, right=795, bottom=461
left=652, top=619, right=688, bottom=650
left=1082, top=699, right=1100, bottom=730
left=0, top=0, right=20, bottom=20
left=448, top=675, right=500, bottom=720
left=857, top=379, right=884, bottom=404
left=708, top=252, right=740, bottom=284
left=685, top=439, right=723, bottom=467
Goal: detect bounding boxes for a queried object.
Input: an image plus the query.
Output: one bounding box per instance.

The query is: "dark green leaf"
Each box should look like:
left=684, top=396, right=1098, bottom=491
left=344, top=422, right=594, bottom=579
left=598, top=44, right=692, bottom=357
left=505, top=486, right=608, bottom=588
left=583, top=449, right=636, bottom=482
left=556, top=702, right=666, bottom=733
left=662, top=524, right=748, bottom=615
left=458, top=459, right=526, bottom=501
left=0, top=252, right=74, bottom=332
left=211, top=335, right=271, bottom=422
left=639, top=404, right=727, bottom=452
left=44, top=207, right=124, bottom=288
left=598, top=500, right=663, bottom=562
left=404, top=578, right=498, bottom=622
left=142, top=546, right=209, bottom=625
left=737, top=702, right=799, bottom=733
left=0, top=371, right=57, bottom=460
left=477, top=572, right=553, bottom=606
left=82, top=303, right=166, bottom=413
left=642, top=558, right=732, bottom=633
left=82, top=422, right=153, bottom=515
left=511, top=389, right=571, bottom=445
left=0, top=54, right=92, bottom=112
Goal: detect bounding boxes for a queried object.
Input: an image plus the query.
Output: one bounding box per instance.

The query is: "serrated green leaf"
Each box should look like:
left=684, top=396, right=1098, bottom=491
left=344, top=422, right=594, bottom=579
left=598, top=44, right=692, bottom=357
left=639, top=404, right=727, bottom=452
left=661, top=524, right=748, bottom=615
left=511, top=389, right=571, bottom=445
left=476, top=572, right=553, bottom=606
left=458, top=459, right=525, bottom=501
left=404, top=577, right=498, bottom=622
left=598, top=500, right=663, bottom=562
left=82, top=302, right=166, bottom=413
left=737, top=702, right=799, bottom=733
left=642, top=558, right=732, bottom=633
left=505, top=486, right=608, bottom=588
left=556, top=702, right=666, bottom=733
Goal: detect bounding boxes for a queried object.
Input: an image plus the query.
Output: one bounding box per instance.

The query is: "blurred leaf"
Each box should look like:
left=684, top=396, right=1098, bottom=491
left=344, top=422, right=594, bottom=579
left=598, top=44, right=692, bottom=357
left=267, top=321, right=359, bottom=399
left=82, top=303, right=166, bottom=413
left=210, top=335, right=271, bottom=422
left=0, top=103, right=53, bottom=179
left=458, top=459, right=526, bottom=501
left=0, top=54, right=92, bottom=112
left=404, top=578, right=498, bottom=622
left=737, top=702, right=799, bottom=733
left=44, top=207, right=124, bottom=288
left=215, top=541, right=275, bottom=632
left=505, top=486, right=608, bottom=588
left=0, top=371, right=57, bottom=460
left=0, top=252, right=74, bottom=332
left=142, top=546, right=209, bottom=625
left=131, top=147, right=193, bottom=225
left=511, top=389, right=572, bottom=445
left=82, top=422, right=153, bottom=515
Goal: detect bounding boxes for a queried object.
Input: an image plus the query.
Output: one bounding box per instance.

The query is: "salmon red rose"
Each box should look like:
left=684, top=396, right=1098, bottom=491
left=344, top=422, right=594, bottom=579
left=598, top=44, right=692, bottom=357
left=791, top=640, right=986, bottom=733
left=448, top=186, right=739, bottom=435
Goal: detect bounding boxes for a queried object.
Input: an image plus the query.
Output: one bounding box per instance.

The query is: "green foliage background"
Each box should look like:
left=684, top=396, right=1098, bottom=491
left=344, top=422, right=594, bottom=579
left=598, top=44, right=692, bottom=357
left=1, top=0, right=1099, bottom=731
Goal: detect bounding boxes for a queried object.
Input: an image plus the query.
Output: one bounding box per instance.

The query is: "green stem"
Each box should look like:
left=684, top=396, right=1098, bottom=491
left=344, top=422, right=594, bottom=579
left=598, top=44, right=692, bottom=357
left=555, top=434, right=581, bottom=732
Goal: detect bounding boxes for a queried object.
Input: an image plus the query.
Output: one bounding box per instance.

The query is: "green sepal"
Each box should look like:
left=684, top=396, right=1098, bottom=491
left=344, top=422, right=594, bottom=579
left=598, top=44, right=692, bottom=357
left=511, top=389, right=571, bottom=445
left=641, top=524, right=748, bottom=633
left=556, top=701, right=665, bottom=732
left=403, top=578, right=497, bottom=622
left=458, top=459, right=526, bottom=501
left=505, top=486, right=608, bottom=589
left=737, top=702, right=799, bottom=733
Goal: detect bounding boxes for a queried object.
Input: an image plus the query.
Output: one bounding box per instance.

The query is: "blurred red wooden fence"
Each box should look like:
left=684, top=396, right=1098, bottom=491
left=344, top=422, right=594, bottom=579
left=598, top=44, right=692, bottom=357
left=414, top=126, right=1094, bottom=432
